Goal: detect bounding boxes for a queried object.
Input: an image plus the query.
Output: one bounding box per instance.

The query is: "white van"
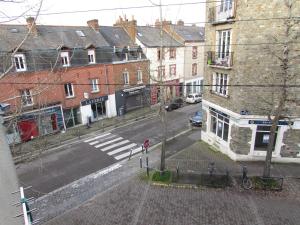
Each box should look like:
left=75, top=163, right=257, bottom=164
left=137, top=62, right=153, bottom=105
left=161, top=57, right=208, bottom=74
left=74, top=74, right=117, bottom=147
left=185, top=93, right=202, bottom=104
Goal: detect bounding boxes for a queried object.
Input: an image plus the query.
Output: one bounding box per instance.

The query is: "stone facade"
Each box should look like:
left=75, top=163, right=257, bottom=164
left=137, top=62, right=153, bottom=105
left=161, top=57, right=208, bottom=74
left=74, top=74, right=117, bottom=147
left=281, top=129, right=300, bottom=157
left=230, top=126, right=252, bottom=155
left=201, top=110, right=207, bottom=132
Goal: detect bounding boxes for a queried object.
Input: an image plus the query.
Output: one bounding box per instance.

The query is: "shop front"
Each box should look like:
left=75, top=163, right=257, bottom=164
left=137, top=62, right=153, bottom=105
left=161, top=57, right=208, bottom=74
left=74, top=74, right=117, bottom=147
left=80, top=95, right=108, bottom=124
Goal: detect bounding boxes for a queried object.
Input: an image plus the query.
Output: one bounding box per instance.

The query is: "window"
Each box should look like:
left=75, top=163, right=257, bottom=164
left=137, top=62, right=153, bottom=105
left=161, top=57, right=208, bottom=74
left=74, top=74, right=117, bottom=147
left=169, top=48, right=176, bottom=59
left=157, top=48, right=165, bottom=61
left=75, top=30, right=85, bottom=37
left=217, top=30, right=231, bottom=59
left=212, top=72, right=228, bottom=96
left=254, top=126, right=278, bottom=151
left=91, top=79, right=99, bottom=92
left=192, top=46, right=198, bottom=59
left=220, top=0, right=233, bottom=12
left=158, top=66, right=165, bottom=78
left=169, top=64, right=176, bottom=76
left=123, top=71, right=129, bottom=85
left=210, top=109, right=229, bottom=141
left=64, top=83, right=74, bottom=97
left=192, top=63, right=197, bottom=76
left=20, top=89, right=33, bottom=106
left=88, top=50, right=96, bottom=64
left=61, top=52, right=70, bottom=67
left=14, top=54, right=27, bottom=72
left=137, top=70, right=143, bottom=83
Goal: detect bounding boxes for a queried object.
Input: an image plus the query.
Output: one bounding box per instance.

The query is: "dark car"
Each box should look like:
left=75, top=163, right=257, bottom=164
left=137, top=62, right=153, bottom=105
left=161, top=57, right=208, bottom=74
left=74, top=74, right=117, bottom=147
left=165, top=98, right=184, bottom=111
left=189, top=111, right=203, bottom=127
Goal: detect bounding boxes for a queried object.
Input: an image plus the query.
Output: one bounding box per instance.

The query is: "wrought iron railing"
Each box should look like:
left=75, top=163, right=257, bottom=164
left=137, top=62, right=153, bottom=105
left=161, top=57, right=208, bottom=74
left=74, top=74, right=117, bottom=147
left=207, top=51, right=233, bottom=68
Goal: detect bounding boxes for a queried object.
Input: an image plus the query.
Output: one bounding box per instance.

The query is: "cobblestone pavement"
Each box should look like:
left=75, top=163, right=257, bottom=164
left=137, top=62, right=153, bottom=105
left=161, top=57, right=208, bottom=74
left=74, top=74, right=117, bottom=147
left=40, top=140, right=300, bottom=225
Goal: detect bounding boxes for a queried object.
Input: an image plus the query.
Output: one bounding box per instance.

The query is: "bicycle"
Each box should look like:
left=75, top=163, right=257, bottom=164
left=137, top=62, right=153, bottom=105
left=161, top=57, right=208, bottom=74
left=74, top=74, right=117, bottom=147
left=242, top=166, right=252, bottom=190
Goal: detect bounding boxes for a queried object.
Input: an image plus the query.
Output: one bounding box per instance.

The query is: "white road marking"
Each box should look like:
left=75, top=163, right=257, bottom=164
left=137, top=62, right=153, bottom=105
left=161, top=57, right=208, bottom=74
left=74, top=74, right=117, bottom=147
left=88, top=134, right=116, bottom=146
left=114, top=146, right=142, bottom=160
left=94, top=137, right=123, bottom=148
left=91, top=164, right=122, bottom=179
left=89, top=141, right=99, bottom=145
left=84, top=133, right=111, bottom=143
left=101, top=140, right=130, bottom=152
left=107, top=143, right=137, bottom=156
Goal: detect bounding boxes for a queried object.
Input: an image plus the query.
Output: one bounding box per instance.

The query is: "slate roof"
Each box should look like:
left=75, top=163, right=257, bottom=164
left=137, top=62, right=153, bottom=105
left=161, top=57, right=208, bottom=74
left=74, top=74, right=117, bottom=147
left=99, top=26, right=134, bottom=48
left=136, top=26, right=183, bottom=48
left=0, top=24, right=110, bottom=52
left=171, top=25, right=205, bottom=42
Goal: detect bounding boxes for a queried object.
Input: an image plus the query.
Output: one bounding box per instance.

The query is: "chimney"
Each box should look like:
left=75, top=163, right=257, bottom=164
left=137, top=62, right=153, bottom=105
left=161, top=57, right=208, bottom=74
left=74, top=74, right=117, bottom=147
left=26, top=17, right=38, bottom=35
left=154, top=19, right=171, bottom=29
left=87, top=19, right=100, bottom=32
left=114, top=15, right=137, bottom=43
left=177, top=20, right=184, bottom=26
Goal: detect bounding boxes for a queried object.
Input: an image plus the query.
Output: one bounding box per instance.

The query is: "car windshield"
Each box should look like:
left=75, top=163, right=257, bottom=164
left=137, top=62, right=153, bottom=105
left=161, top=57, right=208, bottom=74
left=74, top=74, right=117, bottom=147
left=194, top=111, right=202, bottom=117
left=187, top=95, right=194, bottom=98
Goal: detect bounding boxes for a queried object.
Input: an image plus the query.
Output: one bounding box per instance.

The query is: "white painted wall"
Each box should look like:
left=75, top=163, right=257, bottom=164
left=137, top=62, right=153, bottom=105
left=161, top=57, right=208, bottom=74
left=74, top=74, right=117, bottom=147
left=80, top=104, right=93, bottom=125
left=107, top=94, right=117, bottom=118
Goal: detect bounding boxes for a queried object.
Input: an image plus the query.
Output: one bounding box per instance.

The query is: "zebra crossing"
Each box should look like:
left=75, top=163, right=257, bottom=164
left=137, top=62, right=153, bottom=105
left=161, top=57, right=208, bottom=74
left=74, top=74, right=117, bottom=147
left=84, top=132, right=143, bottom=161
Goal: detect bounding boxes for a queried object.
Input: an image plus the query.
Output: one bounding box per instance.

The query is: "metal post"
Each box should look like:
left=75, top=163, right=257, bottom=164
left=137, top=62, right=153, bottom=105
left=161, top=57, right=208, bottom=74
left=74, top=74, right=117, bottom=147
left=128, top=148, right=133, bottom=160
left=146, top=157, right=149, bottom=177
left=139, top=157, right=142, bottom=168
left=20, top=187, right=30, bottom=225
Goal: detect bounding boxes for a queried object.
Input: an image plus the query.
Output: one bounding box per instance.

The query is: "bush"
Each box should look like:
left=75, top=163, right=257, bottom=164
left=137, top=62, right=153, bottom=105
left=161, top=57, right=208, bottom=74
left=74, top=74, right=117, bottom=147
left=252, top=176, right=283, bottom=190
left=152, top=170, right=172, bottom=183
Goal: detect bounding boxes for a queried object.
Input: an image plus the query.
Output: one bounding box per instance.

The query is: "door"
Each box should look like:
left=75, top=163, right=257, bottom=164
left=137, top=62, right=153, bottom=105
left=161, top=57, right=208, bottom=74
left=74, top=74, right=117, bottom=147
left=18, top=120, right=39, bottom=142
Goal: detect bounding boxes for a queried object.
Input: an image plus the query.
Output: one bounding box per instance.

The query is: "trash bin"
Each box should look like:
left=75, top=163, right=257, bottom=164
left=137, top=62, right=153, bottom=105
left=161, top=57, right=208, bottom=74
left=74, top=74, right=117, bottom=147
left=119, top=107, right=124, bottom=116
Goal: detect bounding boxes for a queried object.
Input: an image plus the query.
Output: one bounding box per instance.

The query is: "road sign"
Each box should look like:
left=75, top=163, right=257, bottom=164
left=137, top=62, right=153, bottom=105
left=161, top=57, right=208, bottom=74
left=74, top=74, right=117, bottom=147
left=143, top=139, right=150, bottom=149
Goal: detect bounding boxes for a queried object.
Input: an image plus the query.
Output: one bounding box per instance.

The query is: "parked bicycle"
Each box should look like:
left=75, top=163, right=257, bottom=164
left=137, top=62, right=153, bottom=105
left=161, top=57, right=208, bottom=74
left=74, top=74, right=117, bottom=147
left=242, top=165, right=252, bottom=190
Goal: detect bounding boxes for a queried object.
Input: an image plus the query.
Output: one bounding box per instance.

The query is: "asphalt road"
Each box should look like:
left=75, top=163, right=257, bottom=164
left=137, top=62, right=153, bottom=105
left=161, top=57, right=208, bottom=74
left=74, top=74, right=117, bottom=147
left=16, top=103, right=201, bottom=198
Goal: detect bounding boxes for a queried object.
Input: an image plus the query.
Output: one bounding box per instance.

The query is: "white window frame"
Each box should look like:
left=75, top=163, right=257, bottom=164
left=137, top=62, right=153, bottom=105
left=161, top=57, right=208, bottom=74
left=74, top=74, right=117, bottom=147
left=61, top=52, right=70, bottom=67
left=137, top=70, right=143, bottom=83
left=192, top=63, right=197, bottom=76
left=20, top=89, right=33, bottom=106
left=123, top=71, right=129, bottom=85
left=169, top=64, right=176, bottom=76
left=64, top=83, right=74, bottom=98
left=212, top=72, right=229, bottom=96
left=210, top=109, right=229, bottom=142
left=88, top=50, right=96, bottom=64
left=91, top=79, right=99, bottom=92
left=14, top=54, right=27, bottom=72
left=192, top=46, right=198, bottom=59
left=217, top=30, right=231, bottom=59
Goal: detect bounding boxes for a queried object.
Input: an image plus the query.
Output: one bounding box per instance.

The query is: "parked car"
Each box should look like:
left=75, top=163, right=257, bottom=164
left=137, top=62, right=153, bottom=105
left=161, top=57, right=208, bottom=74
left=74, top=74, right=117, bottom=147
left=185, top=93, right=202, bottom=104
left=165, top=98, right=184, bottom=111
left=189, top=111, right=203, bottom=127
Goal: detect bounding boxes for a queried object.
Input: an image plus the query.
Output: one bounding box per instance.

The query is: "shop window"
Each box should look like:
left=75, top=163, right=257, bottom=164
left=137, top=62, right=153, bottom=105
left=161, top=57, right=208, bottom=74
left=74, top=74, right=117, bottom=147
left=64, top=108, right=81, bottom=128
left=20, top=89, right=33, bottom=106
left=91, top=79, right=99, bottom=92
left=210, top=109, right=229, bottom=141
left=64, top=83, right=74, bottom=98
left=254, top=126, right=278, bottom=151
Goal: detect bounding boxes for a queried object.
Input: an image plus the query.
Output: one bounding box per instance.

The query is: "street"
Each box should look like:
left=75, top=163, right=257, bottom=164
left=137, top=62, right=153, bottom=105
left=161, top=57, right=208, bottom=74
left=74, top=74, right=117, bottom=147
left=16, top=103, right=201, bottom=198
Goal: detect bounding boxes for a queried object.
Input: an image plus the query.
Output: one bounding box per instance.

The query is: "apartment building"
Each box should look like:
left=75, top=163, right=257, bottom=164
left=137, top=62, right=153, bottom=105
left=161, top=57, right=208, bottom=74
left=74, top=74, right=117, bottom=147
left=202, top=0, right=300, bottom=162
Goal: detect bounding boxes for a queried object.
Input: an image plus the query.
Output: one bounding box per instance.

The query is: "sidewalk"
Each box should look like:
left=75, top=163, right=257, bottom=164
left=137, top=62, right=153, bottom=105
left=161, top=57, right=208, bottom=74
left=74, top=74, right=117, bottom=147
left=41, top=140, right=300, bottom=225
left=12, top=106, right=158, bottom=163
left=35, top=136, right=300, bottom=225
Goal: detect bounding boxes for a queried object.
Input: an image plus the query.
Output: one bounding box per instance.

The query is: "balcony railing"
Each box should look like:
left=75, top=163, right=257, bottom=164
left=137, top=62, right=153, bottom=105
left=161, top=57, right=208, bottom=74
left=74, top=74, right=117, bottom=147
left=207, top=51, right=233, bottom=68
left=208, top=1, right=235, bottom=24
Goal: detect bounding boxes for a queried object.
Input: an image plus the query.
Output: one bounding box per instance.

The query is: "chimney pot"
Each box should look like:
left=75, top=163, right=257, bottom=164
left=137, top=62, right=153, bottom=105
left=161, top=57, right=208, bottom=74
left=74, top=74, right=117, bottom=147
left=26, top=17, right=38, bottom=35
left=177, top=20, right=184, bottom=26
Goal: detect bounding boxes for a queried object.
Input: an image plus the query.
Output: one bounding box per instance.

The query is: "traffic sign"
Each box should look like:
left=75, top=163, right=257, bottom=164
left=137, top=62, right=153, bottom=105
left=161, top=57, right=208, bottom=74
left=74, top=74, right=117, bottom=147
left=143, top=139, right=150, bottom=149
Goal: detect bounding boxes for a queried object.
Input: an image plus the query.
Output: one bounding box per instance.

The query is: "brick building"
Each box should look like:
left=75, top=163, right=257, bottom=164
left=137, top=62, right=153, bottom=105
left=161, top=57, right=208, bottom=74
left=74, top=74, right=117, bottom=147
left=0, top=18, right=149, bottom=143
left=202, top=0, right=300, bottom=162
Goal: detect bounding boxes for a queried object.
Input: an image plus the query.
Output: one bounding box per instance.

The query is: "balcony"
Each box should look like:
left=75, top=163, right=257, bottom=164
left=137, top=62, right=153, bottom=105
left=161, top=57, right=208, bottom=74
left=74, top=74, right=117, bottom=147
left=208, top=1, right=235, bottom=25
left=207, top=51, right=233, bottom=68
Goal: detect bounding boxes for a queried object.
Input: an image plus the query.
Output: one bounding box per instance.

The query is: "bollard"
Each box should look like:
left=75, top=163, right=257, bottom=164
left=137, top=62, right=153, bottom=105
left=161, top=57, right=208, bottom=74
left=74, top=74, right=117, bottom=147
left=128, top=148, right=133, bottom=160
left=146, top=157, right=149, bottom=177
left=176, top=163, right=179, bottom=179
left=139, top=157, right=143, bottom=168
left=145, top=147, right=148, bottom=154
left=141, top=145, right=144, bottom=154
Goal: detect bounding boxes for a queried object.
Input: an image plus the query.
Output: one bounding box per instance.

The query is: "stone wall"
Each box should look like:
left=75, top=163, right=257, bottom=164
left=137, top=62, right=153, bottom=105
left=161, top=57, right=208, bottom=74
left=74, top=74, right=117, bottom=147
left=230, top=125, right=252, bottom=155
left=281, top=129, right=300, bottom=158
left=202, top=110, right=207, bottom=132
left=204, top=0, right=300, bottom=117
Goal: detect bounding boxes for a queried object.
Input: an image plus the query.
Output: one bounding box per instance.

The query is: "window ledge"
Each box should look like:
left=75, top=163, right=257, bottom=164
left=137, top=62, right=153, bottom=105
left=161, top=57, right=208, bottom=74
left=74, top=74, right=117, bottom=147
left=66, top=96, right=75, bottom=99
left=211, top=19, right=235, bottom=26
left=91, top=90, right=100, bottom=93
left=209, top=90, right=229, bottom=99
left=208, top=65, right=232, bottom=70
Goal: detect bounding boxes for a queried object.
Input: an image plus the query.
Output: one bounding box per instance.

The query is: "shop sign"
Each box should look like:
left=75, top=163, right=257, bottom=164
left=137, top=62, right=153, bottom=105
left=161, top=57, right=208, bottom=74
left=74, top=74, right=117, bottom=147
left=81, top=96, right=108, bottom=106
left=248, top=120, right=293, bottom=126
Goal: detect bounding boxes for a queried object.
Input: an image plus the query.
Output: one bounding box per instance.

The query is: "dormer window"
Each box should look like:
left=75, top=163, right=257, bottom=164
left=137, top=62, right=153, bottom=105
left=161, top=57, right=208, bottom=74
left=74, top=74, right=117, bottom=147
left=61, top=52, right=70, bottom=67
left=88, top=49, right=96, bottom=64
left=14, top=54, right=27, bottom=72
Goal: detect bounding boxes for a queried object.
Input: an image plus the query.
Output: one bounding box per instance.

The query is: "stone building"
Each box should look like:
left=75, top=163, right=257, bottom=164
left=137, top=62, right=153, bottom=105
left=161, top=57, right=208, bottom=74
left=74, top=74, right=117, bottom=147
left=202, top=0, right=300, bottom=162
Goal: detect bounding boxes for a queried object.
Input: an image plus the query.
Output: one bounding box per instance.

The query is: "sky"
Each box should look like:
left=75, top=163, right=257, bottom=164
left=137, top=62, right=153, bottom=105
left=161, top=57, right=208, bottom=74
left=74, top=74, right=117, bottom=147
left=0, top=0, right=206, bottom=27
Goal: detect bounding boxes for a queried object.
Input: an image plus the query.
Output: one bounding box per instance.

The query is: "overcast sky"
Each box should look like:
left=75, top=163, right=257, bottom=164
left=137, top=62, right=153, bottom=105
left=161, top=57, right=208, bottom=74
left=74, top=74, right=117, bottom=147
left=0, top=0, right=206, bottom=27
